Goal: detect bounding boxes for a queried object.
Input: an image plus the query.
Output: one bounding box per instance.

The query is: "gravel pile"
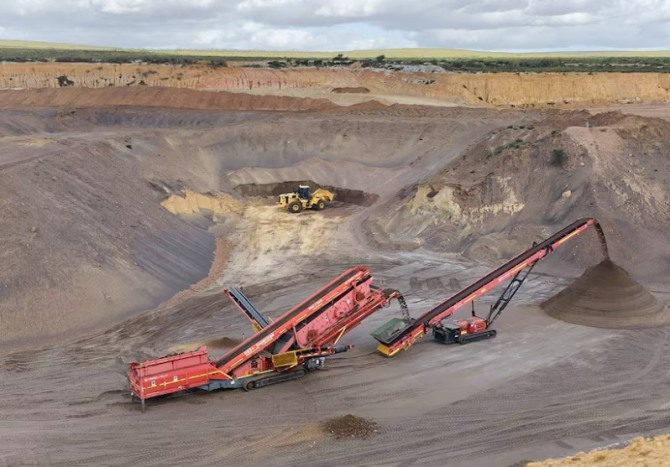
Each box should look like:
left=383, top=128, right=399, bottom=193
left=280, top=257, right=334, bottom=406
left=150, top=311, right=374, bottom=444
left=542, top=259, right=669, bottom=328
left=323, top=414, right=379, bottom=439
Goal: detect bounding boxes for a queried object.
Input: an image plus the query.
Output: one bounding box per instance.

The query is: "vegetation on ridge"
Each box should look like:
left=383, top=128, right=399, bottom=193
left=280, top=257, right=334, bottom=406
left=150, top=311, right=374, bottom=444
left=2, top=40, right=670, bottom=72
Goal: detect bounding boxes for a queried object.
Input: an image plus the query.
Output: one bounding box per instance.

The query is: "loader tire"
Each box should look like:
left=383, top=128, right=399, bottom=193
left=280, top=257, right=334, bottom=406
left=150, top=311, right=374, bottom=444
left=314, top=200, right=326, bottom=211
left=288, top=201, right=302, bottom=213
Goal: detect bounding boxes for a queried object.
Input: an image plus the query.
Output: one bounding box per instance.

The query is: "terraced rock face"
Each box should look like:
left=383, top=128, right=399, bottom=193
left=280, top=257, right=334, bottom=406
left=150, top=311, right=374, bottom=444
left=542, top=259, right=668, bottom=328
left=2, top=63, right=670, bottom=107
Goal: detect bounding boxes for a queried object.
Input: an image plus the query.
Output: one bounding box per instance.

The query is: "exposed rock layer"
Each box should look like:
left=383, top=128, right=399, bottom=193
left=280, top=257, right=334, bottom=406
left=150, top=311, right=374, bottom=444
left=1, top=62, right=669, bottom=107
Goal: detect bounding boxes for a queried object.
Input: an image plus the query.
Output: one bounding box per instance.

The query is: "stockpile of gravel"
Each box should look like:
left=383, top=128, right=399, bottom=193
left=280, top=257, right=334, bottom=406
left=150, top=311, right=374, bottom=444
left=323, top=414, right=379, bottom=439
left=542, top=259, right=668, bottom=329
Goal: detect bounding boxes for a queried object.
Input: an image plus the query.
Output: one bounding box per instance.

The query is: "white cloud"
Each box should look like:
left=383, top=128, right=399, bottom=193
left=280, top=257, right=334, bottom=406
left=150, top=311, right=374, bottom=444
left=314, top=1, right=384, bottom=18
left=0, top=0, right=668, bottom=51
left=91, top=0, right=146, bottom=14
left=88, top=0, right=219, bottom=14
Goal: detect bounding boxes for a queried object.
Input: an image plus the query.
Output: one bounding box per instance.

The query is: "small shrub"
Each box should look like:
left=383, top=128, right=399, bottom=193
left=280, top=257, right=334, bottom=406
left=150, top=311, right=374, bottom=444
left=486, top=145, right=505, bottom=158
left=551, top=129, right=559, bottom=136
left=551, top=149, right=566, bottom=166
left=56, top=75, right=74, bottom=87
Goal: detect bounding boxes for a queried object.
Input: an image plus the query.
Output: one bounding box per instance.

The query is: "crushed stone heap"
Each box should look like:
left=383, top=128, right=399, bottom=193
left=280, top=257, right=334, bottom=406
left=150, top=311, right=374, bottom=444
left=542, top=259, right=669, bottom=329
left=323, top=415, right=379, bottom=439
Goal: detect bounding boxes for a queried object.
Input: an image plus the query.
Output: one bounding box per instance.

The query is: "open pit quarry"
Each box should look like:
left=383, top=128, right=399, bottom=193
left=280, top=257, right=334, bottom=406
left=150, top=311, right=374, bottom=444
left=1, top=64, right=670, bottom=466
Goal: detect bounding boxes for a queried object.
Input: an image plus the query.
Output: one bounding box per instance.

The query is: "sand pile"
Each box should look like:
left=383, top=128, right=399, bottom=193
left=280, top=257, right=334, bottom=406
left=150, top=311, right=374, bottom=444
left=168, top=336, right=242, bottom=354
left=528, top=434, right=670, bottom=466
left=160, top=190, right=244, bottom=217
left=542, top=259, right=669, bottom=329
left=323, top=415, right=379, bottom=439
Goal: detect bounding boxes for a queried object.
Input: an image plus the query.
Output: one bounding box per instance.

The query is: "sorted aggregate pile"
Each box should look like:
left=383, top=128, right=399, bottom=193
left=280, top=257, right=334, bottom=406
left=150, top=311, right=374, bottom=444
left=542, top=259, right=669, bottom=329
left=323, top=414, right=379, bottom=439
left=527, top=434, right=670, bottom=466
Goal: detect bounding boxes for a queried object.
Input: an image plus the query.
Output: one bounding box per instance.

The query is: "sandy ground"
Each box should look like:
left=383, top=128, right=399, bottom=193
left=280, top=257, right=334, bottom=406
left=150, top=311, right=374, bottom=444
left=529, top=434, right=670, bottom=466
left=1, top=202, right=669, bottom=466
left=1, top=90, right=669, bottom=466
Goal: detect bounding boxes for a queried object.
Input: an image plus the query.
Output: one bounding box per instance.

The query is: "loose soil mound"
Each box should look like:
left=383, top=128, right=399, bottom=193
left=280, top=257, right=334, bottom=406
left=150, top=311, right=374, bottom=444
left=332, top=87, right=370, bottom=94
left=528, top=434, right=670, bottom=466
left=0, top=87, right=337, bottom=112
left=323, top=414, right=379, bottom=439
left=542, top=259, right=669, bottom=328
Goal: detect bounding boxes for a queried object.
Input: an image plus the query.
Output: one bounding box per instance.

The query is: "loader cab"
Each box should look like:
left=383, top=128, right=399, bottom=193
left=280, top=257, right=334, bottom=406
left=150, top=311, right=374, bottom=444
left=297, top=185, right=311, bottom=200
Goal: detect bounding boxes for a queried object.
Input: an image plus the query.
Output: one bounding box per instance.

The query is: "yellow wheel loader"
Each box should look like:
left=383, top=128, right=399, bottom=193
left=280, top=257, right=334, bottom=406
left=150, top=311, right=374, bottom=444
left=278, top=185, right=335, bottom=213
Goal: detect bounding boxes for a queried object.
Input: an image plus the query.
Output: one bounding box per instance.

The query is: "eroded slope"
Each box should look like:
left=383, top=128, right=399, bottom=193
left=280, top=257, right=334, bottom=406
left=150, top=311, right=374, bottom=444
left=371, top=111, right=670, bottom=282
left=0, top=101, right=518, bottom=348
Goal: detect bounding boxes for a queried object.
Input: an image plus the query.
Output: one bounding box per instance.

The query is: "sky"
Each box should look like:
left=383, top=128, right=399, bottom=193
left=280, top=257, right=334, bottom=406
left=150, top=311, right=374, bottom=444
left=1, top=0, right=669, bottom=52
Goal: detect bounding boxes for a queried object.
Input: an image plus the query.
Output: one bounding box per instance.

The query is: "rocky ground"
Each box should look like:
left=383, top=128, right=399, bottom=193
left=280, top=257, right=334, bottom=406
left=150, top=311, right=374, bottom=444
left=0, top=78, right=669, bottom=466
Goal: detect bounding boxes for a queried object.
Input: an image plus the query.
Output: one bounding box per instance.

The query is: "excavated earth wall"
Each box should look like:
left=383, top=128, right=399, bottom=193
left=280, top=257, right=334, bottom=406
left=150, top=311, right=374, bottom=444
left=371, top=110, right=670, bottom=281
left=1, top=62, right=669, bottom=107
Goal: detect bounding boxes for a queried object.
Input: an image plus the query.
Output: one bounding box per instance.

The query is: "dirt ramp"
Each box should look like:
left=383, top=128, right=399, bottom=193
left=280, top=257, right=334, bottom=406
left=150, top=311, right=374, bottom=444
left=542, top=259, right=668, bottom=328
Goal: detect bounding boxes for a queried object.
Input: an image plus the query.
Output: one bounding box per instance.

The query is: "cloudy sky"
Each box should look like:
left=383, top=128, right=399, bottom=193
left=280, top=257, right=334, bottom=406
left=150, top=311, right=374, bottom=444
left=1, top=0, right=669, bottom=52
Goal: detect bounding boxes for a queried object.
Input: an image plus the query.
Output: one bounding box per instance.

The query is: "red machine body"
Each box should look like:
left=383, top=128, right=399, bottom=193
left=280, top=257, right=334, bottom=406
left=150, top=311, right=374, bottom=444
left=129, top=347, right=214, bottom=400
left=373, top=218, right=608, bottom=356
left=129, top=266, right=400, bottom=409
left=128, top=217, right=609, bottom=410
left=454, top=317, right=488, bottom=335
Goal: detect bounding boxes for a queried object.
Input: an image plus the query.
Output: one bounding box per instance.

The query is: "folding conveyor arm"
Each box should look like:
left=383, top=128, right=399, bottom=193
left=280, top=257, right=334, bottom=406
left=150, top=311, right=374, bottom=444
left=372, top=217, right=608, bottom=357
left=225, top=287, right=270, bottom=330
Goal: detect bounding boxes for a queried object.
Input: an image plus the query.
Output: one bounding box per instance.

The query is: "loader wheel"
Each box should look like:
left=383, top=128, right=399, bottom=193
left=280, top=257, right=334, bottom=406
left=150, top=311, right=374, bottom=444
left=288, top=201, right=302, bottom=213
left=314, top=200, right=326, bottom=211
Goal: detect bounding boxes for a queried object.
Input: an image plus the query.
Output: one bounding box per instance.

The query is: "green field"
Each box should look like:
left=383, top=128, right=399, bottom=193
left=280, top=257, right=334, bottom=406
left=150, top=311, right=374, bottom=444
left=0, top=39, right=114, bottom=51
left=2, top=39, right=670, bottom=72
